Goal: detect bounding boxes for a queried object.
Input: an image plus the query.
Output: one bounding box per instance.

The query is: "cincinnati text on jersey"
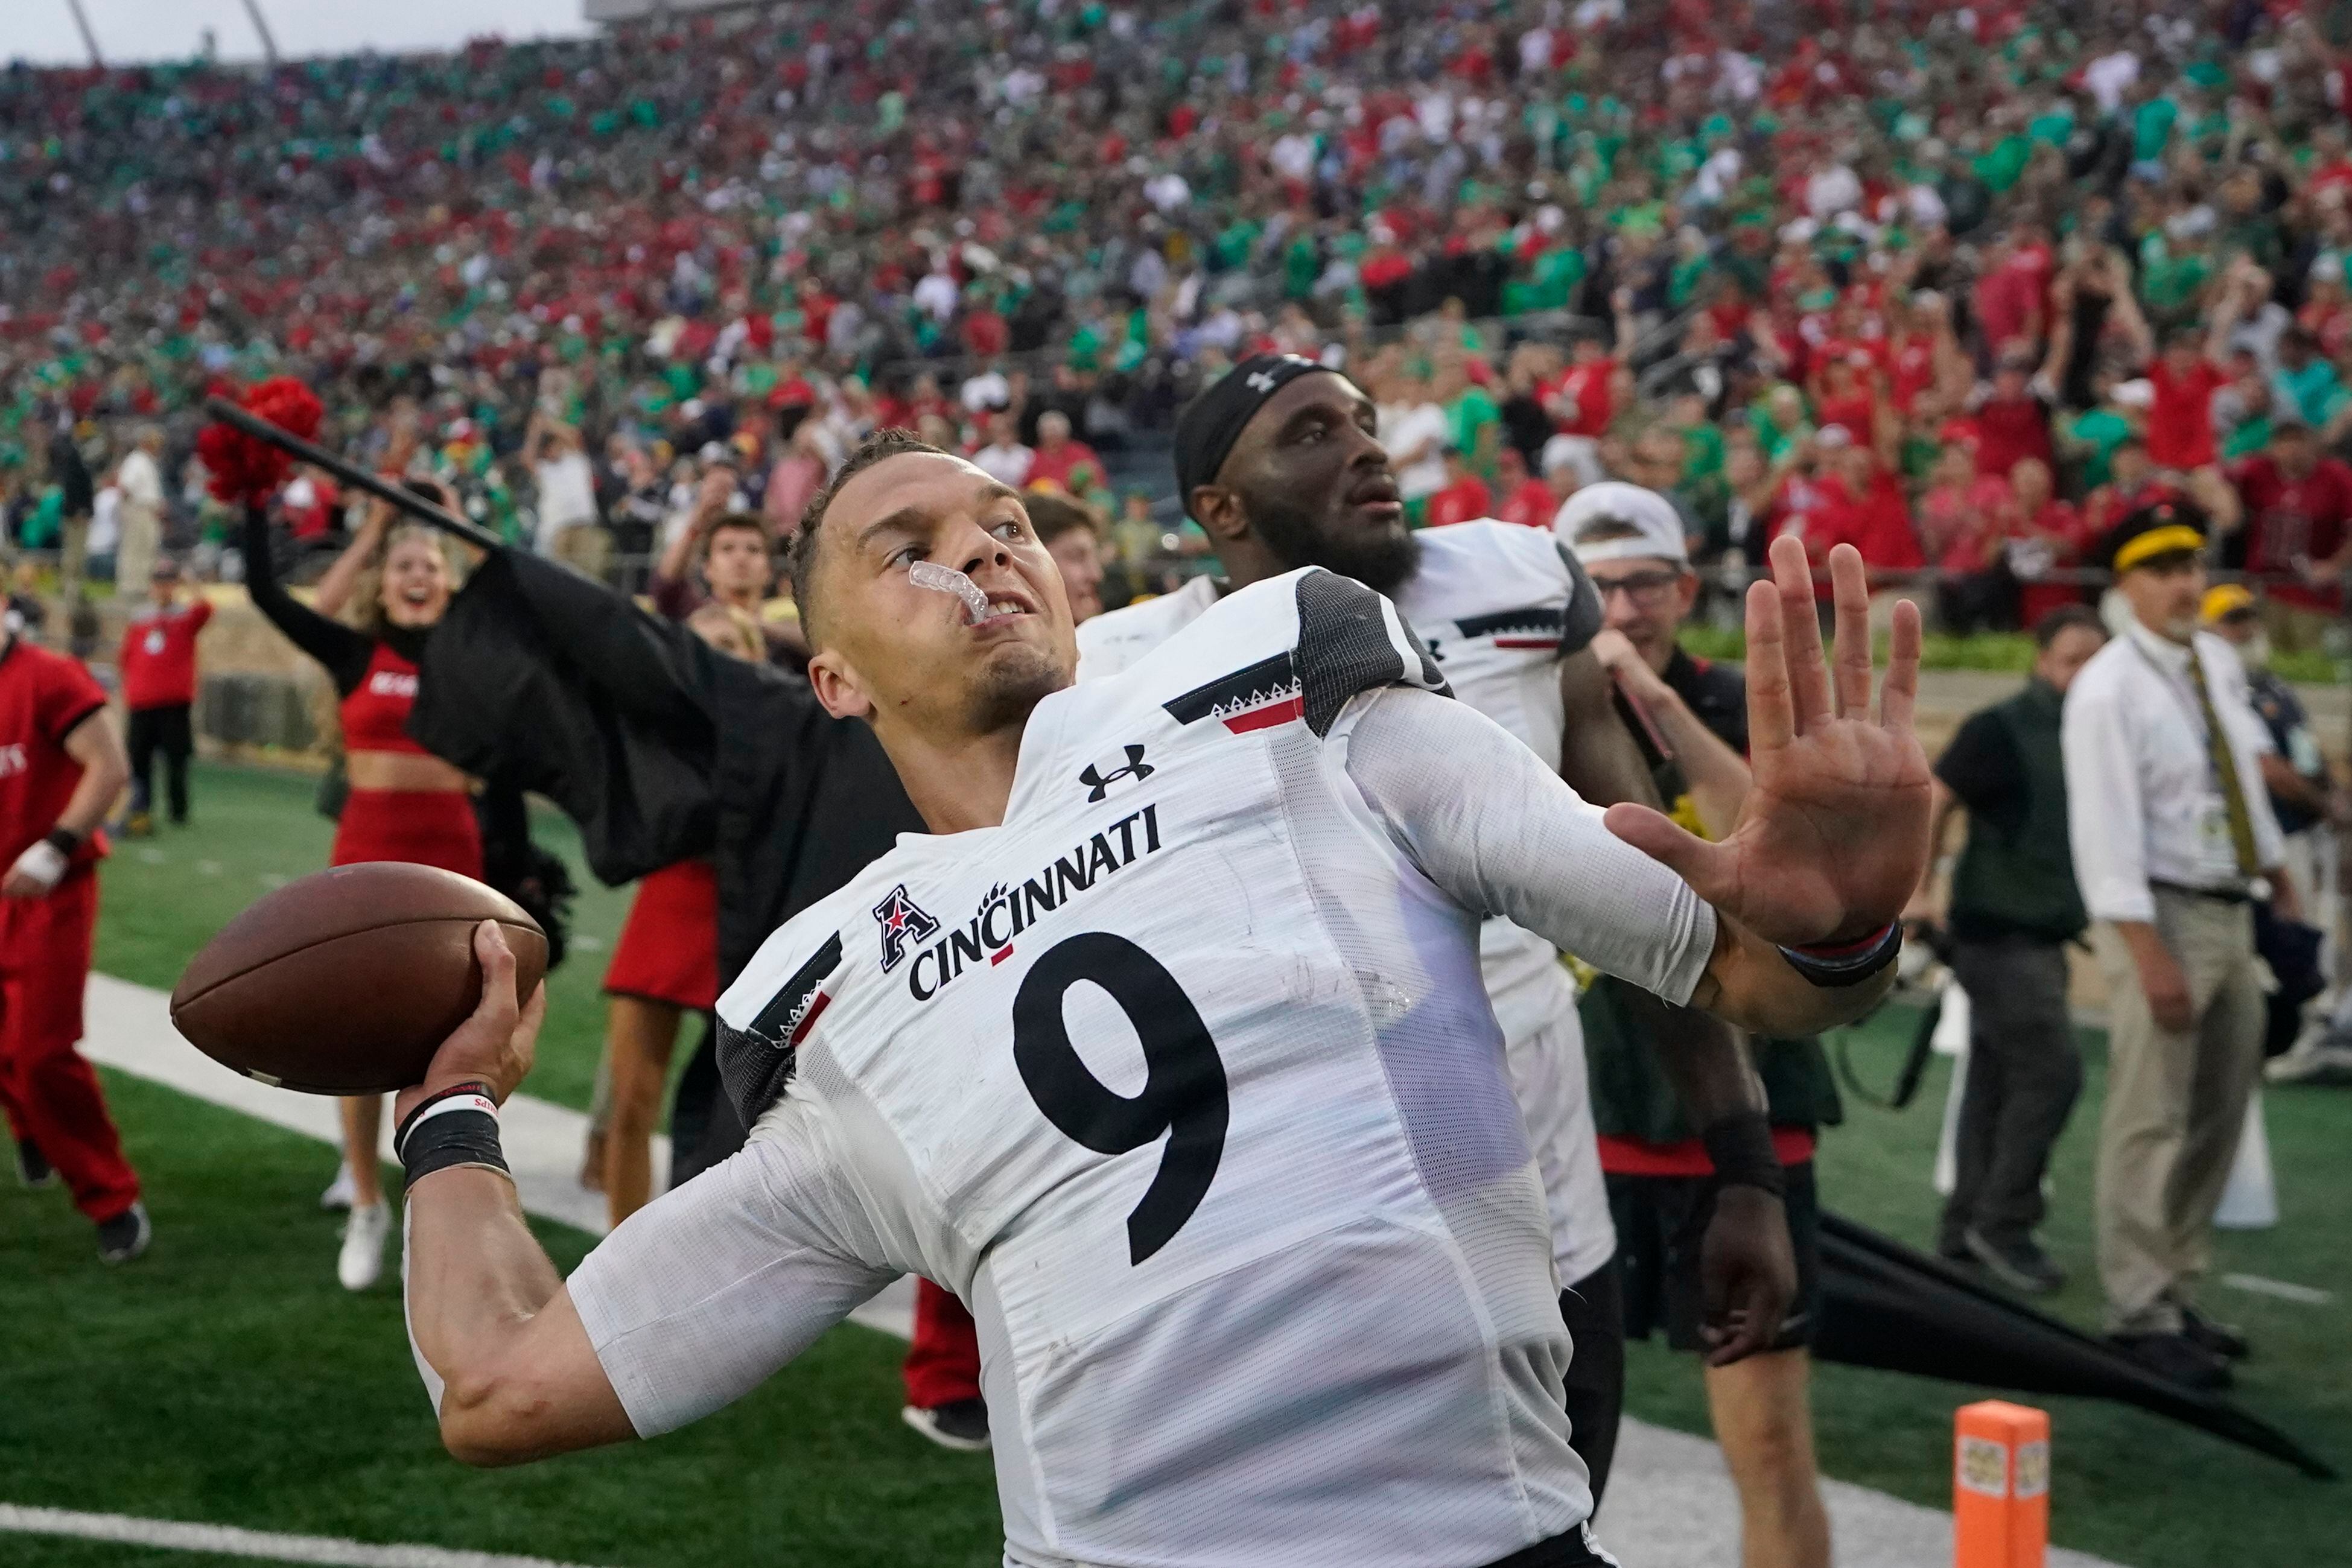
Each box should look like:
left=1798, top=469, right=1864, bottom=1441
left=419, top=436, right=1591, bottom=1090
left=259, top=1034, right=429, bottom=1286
left=907, top=802, right=1165, bottom=1002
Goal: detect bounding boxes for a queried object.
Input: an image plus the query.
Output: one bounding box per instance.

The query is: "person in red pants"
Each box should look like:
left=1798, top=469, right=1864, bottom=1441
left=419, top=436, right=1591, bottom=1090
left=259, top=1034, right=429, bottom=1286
left=903, top=1279, right=987, bottom=1449
left=0, top=612, right=145, bottom=1262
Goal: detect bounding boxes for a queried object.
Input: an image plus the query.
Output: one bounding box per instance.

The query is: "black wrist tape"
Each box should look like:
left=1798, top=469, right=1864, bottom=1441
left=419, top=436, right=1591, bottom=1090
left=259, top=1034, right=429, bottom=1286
left=396, top=1084, right=508, bottom=1188
left=1702, top=1111, right=1787, bottom=1199
left=1777, top=922, right=1902, bottom=988
left=393, top=1081, right=497, bottom=1150
left=400, top=1110, right=508, bottom=1187
left=44, top=827, right=82, bottom=855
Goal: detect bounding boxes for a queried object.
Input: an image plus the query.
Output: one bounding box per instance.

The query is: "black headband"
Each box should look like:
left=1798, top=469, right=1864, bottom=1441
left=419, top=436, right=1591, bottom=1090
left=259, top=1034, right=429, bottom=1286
left=1172, top=354, right=1337, bottom=519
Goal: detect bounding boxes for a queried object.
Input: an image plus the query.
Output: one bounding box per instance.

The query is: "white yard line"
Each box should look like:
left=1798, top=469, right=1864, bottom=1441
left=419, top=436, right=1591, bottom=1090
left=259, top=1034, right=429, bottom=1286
left=78, top=974, right=914, bottom=1335
left=0, top=1503, right=609, bottom=1568
left=78, top=973, right=2118, bottom=1567
left=2222, top=1272, right=2337, bottom=1306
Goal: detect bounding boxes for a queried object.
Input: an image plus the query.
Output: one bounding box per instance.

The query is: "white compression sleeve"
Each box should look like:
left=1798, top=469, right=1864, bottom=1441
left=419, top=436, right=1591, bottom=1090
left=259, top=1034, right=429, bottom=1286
left=1338, top=686, right=1718, bottom=1006
left=400, top=1200, right=446, bottom=1417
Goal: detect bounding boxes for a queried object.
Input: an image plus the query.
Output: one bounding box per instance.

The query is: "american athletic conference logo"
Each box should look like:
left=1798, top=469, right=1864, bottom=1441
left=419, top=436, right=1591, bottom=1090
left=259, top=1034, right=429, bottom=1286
left=872, top=884, right=941, bottom=973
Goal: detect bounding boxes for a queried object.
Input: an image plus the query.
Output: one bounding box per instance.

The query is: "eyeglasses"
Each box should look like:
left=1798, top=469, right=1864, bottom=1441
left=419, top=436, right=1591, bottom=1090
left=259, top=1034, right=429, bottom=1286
left=1591, top=570, right=1683, bottom=608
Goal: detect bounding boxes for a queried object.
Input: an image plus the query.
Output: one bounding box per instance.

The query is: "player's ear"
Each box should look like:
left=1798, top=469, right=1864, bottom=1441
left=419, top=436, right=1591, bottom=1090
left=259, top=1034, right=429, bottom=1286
left=807, top=649, right=876, bottom=722
left=1189, top=485, right=1245, bottom=547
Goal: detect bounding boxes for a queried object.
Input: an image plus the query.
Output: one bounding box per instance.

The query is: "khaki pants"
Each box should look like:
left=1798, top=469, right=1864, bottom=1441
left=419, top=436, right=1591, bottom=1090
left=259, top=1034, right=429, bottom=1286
left=115, top=499, right=162, bottom=592
left=2256, top=597, right=2341, bottom=656
left=2090, top=889, right=2267, bottom=1335
left=550, top=522, right=614, bottom=583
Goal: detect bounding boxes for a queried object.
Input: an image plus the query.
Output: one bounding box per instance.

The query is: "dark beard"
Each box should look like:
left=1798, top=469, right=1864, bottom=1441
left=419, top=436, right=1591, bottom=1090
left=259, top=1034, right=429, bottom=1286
left=967, top=643, right=1071, bottom=733
left=1242, top=483, right=1420, bottom=594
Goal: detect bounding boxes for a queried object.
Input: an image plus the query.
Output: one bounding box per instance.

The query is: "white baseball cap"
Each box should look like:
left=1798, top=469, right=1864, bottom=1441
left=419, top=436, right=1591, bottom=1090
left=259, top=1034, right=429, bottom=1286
left=1556, top=481, right=1689, bottom=567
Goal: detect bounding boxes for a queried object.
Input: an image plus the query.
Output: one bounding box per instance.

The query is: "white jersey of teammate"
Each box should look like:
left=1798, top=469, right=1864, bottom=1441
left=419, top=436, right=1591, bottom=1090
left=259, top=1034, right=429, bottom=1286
left=571, top=567, right=1713, bottom=1568
left=1076, top=521, right=1615, bottom=1283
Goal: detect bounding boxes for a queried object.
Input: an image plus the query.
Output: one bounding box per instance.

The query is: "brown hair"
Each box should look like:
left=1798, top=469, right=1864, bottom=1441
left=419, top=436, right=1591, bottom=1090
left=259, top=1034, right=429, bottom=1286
left=786, top=428, right=949, bottom=649
left=2032, top=604, right=2105, bottom=649
left=705, top=510, right=774, bottom=558
left=1023, top=490, right=1101, bottom=548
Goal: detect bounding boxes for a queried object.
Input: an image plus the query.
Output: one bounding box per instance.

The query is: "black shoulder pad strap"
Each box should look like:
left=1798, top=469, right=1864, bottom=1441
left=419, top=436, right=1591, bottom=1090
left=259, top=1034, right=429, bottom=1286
left=717, top=931, right=844, bottom=1129
left=1294, top=568, right=1448, bottom=737
left=1556, top=541, right=1603, bottom=658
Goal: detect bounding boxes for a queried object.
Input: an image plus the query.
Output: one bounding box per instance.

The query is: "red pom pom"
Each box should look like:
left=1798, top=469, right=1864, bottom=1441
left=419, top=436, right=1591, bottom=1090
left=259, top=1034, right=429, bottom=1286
left=199, top=376, right=325, bottom=506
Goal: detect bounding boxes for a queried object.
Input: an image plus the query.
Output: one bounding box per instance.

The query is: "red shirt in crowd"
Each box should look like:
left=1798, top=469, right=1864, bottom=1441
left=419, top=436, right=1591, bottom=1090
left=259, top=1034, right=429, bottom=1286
left=0, top=636, right=110, bottom=873
left=2007, top=498, right=2090, bottom=627
left=281, top=474, right=340, bottom=541
left=2147, top=360, right=2227, bottom=471
left=1918, top=475, right=2014, bottom=573
left=1887, top=332, right=1942, bottom=412
left=1028, top=437, right=1102, bottom=494
left=1974, top=259, right=2048, bottom=354
left=1819, top=469, right=1924, bottom=573
left=1425, top=474, right=1495, bottom=530
left=2228, top=452, right=2352, bottom=611
left=1813, top=390, right=1877, bottom=443
left=1546, top=357, right=1617, bottom=437
left=119, top=598, right=214, bottom=712
left=2083, top=475, right=2179, bottom=539
left=1494, top=477, right=1557, bottom=529
left=1972, top=392, right=2053, bottom=478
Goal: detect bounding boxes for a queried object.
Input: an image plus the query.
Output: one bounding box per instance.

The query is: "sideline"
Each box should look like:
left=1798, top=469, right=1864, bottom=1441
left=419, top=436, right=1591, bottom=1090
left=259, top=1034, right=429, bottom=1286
left=0, top=1502, right=610, bottom=1568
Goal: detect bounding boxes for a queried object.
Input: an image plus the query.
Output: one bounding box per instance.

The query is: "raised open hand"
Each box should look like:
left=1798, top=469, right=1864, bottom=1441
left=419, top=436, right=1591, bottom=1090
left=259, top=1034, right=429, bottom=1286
left=1603, top=535, right=1932, bottom=948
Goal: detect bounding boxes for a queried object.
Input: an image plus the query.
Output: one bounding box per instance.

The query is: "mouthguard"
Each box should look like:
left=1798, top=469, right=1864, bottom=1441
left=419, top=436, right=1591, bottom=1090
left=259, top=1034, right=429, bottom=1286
left=908, top=560, right=991, bottom=624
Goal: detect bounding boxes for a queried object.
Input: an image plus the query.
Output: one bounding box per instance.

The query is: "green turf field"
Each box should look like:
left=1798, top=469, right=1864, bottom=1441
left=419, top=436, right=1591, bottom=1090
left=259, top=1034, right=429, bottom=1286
left=4, top=759, right=2345, bottom=1566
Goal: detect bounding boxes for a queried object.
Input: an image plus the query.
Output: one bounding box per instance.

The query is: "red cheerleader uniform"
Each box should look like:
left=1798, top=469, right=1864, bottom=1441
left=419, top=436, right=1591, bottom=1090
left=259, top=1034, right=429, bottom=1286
left=602, top=859, right=720, bottom=1010
left=243, top=510, right=481, bottom=883
left=328, top=646, right=482, bottom=877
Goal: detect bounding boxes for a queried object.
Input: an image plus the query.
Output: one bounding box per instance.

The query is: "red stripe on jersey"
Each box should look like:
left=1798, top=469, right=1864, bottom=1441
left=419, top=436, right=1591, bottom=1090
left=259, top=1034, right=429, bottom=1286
left=787, top=989, right=831, bottom=1046
left=1223, top=696, right=1305, bottom=734
left=991, top=945, right=1014, bottom=965
left=1492, top=636, right=1562, bottom=650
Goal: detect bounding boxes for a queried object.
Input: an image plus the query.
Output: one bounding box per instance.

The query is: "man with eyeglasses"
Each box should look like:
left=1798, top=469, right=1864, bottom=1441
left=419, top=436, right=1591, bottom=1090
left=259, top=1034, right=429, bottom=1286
left=1560, top=482, right=1840, bottom=1568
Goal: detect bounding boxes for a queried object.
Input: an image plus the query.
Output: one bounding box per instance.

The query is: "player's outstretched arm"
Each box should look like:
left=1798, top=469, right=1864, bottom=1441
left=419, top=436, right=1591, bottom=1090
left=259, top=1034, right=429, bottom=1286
left=398, top=924, right=635, bottom=1466
left=1607, top=534, right=1930, bottom=1032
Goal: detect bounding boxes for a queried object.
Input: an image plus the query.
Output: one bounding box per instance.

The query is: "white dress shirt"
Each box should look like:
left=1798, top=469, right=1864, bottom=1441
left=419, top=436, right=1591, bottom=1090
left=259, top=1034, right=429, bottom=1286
left=2062, top=620, right=2286, bottom=924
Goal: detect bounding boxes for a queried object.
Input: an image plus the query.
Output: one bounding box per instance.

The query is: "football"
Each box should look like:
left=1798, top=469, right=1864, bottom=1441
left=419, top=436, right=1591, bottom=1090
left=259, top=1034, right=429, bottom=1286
left=171, top=862, right=548, bottom=1096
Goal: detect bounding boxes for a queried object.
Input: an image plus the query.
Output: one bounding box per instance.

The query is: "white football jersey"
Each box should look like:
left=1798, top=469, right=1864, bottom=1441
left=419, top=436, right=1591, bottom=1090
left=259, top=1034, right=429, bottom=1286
left=1076, top=522, right=1615, bottom=1281
left=571, top=568, right=1713, bottom=1568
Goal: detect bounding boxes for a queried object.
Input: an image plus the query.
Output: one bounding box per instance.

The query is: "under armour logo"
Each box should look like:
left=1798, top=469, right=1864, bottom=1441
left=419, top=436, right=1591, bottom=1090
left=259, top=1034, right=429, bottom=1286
left=1245, top=370, right=1279, bottom=393
left=872, top=884, right=940, bottom=973
left=1079, top=744, right=1154, bottom=802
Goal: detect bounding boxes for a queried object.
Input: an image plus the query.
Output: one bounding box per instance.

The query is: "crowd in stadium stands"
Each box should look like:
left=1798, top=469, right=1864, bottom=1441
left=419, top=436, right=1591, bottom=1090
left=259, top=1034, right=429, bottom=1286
left=3, top=0, right=2352, bottom=639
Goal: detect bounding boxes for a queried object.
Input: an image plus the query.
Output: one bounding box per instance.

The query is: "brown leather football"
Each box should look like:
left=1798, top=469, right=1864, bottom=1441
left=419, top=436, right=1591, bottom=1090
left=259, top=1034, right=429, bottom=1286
left=171, top=862, right=547, bottom=1096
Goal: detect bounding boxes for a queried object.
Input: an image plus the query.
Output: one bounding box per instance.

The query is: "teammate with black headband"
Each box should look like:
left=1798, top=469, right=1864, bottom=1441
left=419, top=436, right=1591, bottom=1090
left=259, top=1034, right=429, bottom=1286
left=1080, top=355, right=1801, bottom=1506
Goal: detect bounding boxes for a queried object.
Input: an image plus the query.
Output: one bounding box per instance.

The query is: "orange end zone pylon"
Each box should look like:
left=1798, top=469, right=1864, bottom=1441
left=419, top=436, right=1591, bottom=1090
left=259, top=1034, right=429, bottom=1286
left=1954, top=1400, right=2050, bottom=1568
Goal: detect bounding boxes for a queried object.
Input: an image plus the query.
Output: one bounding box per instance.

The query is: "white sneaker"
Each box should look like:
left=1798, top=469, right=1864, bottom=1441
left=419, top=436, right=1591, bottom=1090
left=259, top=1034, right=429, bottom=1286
left=320, top=1162, right=356, bottom=1212
left=338, top=1200, right=390, bottom=1292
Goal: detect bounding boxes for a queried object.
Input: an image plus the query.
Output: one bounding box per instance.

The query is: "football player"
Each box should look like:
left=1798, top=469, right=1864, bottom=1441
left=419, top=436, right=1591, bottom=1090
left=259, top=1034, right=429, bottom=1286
left=393, top=430, right=1928, bottom=1568
left=1075, top=356, right=1790, bottom=1503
